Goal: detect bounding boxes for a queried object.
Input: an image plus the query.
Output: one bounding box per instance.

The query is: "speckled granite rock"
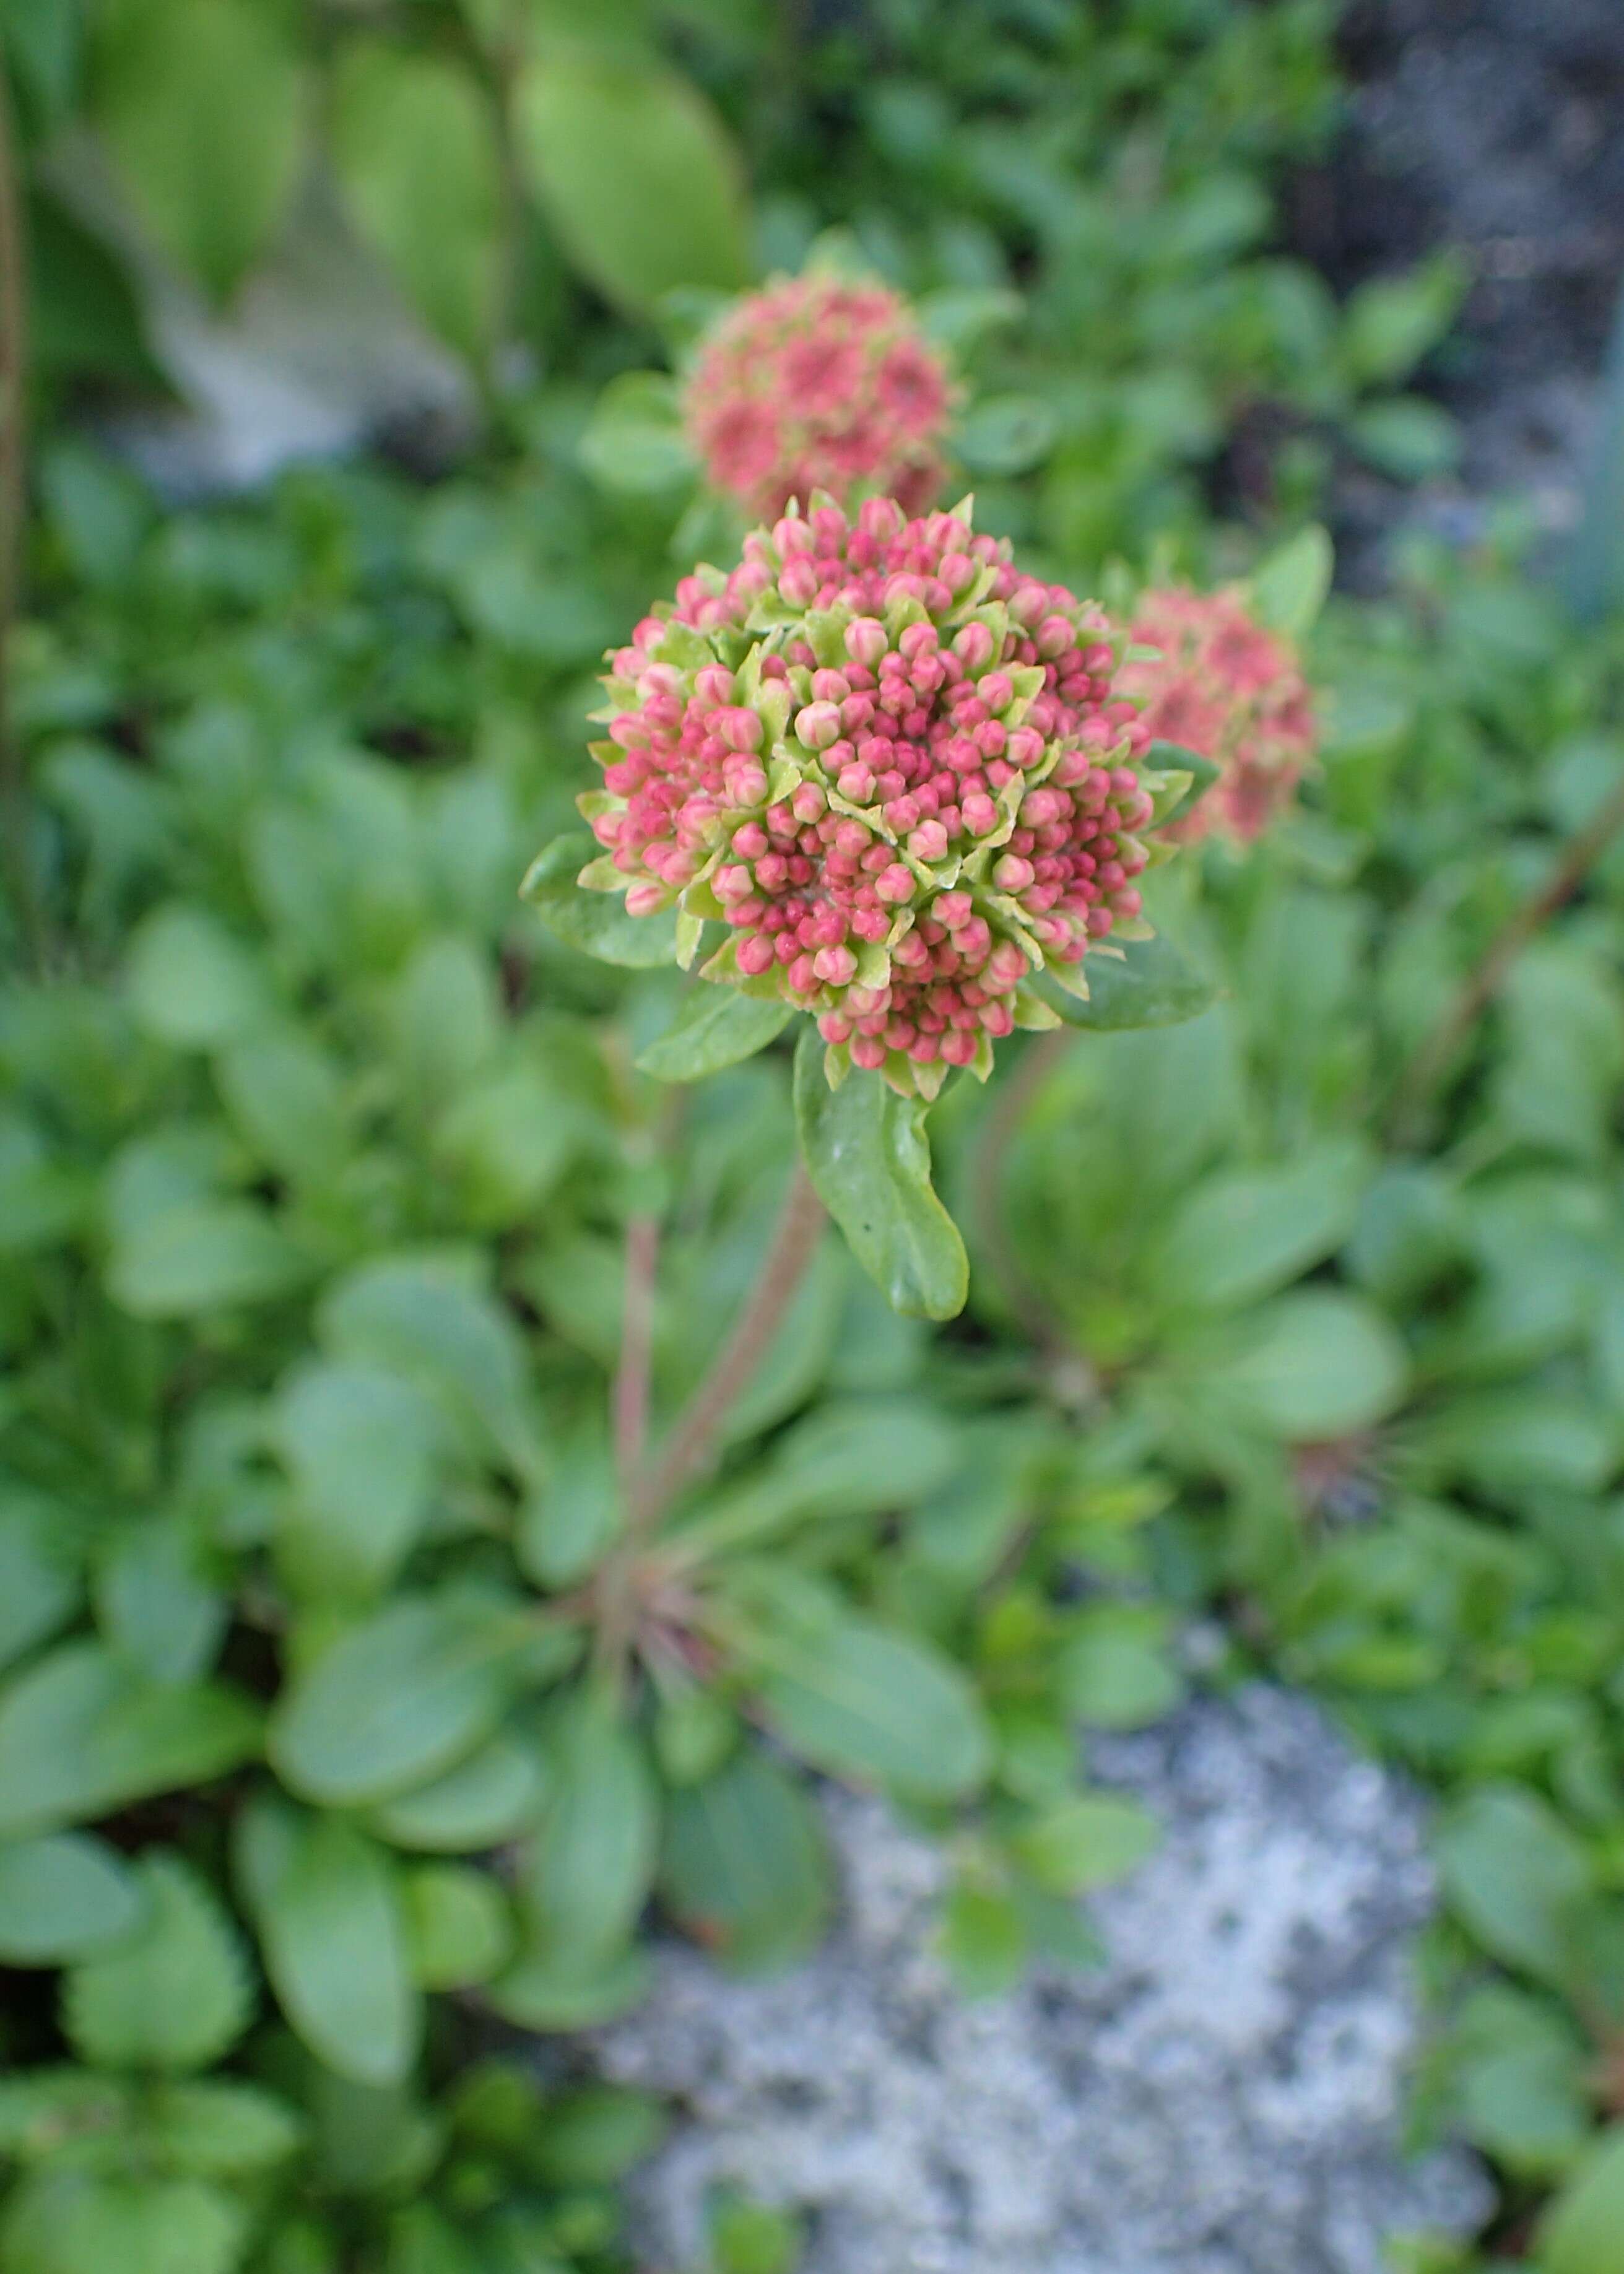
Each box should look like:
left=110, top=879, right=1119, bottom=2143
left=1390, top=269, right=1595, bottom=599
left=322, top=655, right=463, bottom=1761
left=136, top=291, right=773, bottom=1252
left=593, top=1687, right=1492, bottom=2274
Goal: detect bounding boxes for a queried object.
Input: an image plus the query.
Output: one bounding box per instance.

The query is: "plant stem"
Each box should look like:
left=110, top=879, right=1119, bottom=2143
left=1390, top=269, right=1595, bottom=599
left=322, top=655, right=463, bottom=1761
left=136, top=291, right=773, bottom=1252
left=612, top=1212, right=661, bottom=1493
left=628, top=1159, right=825, bottom=1532
left=1387, top=773, right=1624, bottom=1147
left=0, top=71, right=44, bottom=973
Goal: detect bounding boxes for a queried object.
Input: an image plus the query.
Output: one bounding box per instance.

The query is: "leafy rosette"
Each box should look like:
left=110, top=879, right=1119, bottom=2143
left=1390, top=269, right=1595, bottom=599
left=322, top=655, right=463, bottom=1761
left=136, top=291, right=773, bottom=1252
left=537, top=494, right=1199, bottom=1103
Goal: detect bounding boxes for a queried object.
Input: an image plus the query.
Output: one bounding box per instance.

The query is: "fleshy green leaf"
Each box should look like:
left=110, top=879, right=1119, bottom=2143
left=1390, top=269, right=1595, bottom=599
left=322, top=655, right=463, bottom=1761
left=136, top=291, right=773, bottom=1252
left=0, top=1493, right=80, bottom=1675
left=954, top=394, right=1057, bottom=475
left=1035, top=928, right=1218, bottom=1034
left=511, top=53, right=749, bottom=316
left=1177, top=1289, right=1409, bottom=1442
left=0, top=2170, right=246, bottom=2274
left=792, top=1026, right=968, bottom=1320
left=0, top=1834, right=143, bottom=1964
left=1010, top=1794, right=1161, bottom=1894
left=636, top=986, right=792, bottom=1082
left=1436, top=1785, right=1593, bottom=1988
left=402, top=1863, right=514, bottom=1990
left=63, top=1852, right=253, bottom=2074
left=1148, top=1137, right=1371, bottom=1316
left=1539, top=2126, right=1624, bottom=2274
left=141, top=2080, right=305, bottom=2176
left=92, top=0, right=304, bottom=302
left=268, top=1594, right=532, bottom=1809
left=271, top=1360, right=439, bottom=1599
left=331, top=43, right=502, bottom=362
left=236, top=1800, right=420, bottom=2088
left=1248, top=524, right=1333, bottom=642
left=579, top=371, right=697, bottom=495
left=521, top=833, right=677, bottom=967
left=365, top=1733, right=549, bottom=1854
left=659, top=1751, right=832, bottom=1971
left=752, top=1614, right=991, bottom=1802
left=0, top=1643, right=259, bottom=1841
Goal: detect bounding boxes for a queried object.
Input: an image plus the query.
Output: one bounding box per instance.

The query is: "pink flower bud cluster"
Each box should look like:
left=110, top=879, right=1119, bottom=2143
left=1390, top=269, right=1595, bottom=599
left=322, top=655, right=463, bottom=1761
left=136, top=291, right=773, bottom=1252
left=580, top=497, right=1184, bottom=1096
left=683, top=273, right=955, bottom=523
left=1119, top=585, right=1315, bottom=844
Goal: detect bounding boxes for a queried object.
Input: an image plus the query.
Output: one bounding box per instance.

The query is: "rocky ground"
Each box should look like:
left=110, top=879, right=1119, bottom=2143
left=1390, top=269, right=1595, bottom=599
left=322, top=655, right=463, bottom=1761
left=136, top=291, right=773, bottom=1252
left=1289, top=0, right=1624, bottom=573
left=591, top=1688, right=1493, bottom=2274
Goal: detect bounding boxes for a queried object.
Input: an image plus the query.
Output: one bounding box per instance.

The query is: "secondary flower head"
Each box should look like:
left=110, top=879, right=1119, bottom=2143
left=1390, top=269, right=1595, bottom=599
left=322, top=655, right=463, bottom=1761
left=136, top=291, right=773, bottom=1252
left=683, top=272, right=956, bottom=523
left=1119, top=585, right=1315, bottom=844
left=575, top=496, right=1194, bottom=1098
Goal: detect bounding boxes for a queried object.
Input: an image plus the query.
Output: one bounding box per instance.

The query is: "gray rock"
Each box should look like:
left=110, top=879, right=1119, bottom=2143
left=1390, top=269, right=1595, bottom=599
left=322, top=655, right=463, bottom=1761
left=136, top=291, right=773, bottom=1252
left=593, top=1687, right=1492, bottom=2274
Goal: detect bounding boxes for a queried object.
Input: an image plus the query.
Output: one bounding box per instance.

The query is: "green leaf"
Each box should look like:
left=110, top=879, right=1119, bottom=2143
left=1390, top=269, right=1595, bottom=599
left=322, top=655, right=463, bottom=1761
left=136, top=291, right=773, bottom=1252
left=511, top=52, right=749, bottom=316
left=0, top=1493, right=80, bottom=1675
left=1436, top=1786, right=1593, bottom=1988
left=0, top=1643, right=259, bottom=1841
left=1148, top=1137, right=1370, bottom=1315
left=108, top=1198, right=308, bottom=1318
left=511, top=1693, right=656, bottom=1970
left=269, top=1594, right=532, bottom=1809
left=1181, top=1289, right=1409, bottom=1441
left=237, top=1799, right=421, bottom=2088
left=517, top=1432, right=619, bottom=1589
left=365, top=1733, right=549, bottom=1854
left=1539, top=2126, right=1624, bottom=2274
left=214, top=1029, right=348, bottom=1184
left=636, top=987, right=793, bottom=1082
left=579, top=371, right=697, bottom=495
left=0, top=2170, right=246, bottom=2274
left=792, top=1026, right=968, bottom=1320
left=753, top=1615, right=991, bottom=1802
left=937, top=1881, right=1028, bottom=1999
left=317, top=1252, right=542, bottom=1477
left=1010, top=1794, right=1160, bottom=1894
left=126, top=903, right=269, bottom=1048
left=529, top=2086, right=667, bottom=2187
left=63, top=1852, right=252, bottom=2074
left=1036, top=928, right=1218, bottom=1033
left=1348, top=397, right=1461, bottom=482
left=1247, top=524, right=1333, bottom=642
left=708, top=2192, right=805, bottom=2274
left=402, top=1864, right=514, bottom=1989
left=1340, top=253, right=1467, bottom=388
left=96, top=1516, right=227, bottom=1686
left=659, top=1751, right=832, bottom=1971
left=0, top=1834, right=142, bottom=1964
left=1055, top=1608, right=1183, bottom=1730
left=331, top=43, right=501, bottom=362
left=520, top=833, right=679, bottom=968
left=954, top=394, right=1057, bottom=475
left=272, top=1361, right=439, bottom=1599
left=92, top=0, right=304, bottom=302
left=141, top=2079, right=305, bottom=2176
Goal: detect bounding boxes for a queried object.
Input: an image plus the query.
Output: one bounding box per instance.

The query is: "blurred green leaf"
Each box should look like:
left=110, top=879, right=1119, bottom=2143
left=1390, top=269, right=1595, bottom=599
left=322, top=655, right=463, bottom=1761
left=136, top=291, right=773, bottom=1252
left=92, top=0, right=304, bottom=301
left=64, top=1852, right=252, bottom=2073
left=636, top=986, right=792, bottom=1081
left=753, top=1615, right=991, bottom=1802
left=0, top=1834, right=142, bottom=1964
left=659, top=1751, right=831, bottom=1971
left=511, top=51, right=750, bottom=315
left=331, top=43, right=502, bottom=362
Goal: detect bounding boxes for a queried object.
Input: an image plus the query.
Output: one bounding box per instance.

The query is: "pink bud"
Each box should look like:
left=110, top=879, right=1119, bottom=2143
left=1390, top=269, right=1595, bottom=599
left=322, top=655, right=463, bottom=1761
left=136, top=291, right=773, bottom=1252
left=875, top=862, right=916, bottom=905
left=791, top=782, right=827, bottom=823
left=814, top=945, right=858, bottom=987
left=796, top=701, right=842, bottom=751
left=907, top=820, right=949, bottom=862
left=850, top=1035, right=888, bottom=1070
left=736, top=933, right=776, bottom=976
left=992, top=853, right=1035, bottom=893
left=718, top=706, right=764, bottom=752
left=846, top=617, right=888, bottom=669
left=625, top=882, right=666, bottom=917
left=953, top=622, right=994, bottom=673
left=962, top=792, right=999, bottom=836
left=941, top=1029, right=979, bottom=1067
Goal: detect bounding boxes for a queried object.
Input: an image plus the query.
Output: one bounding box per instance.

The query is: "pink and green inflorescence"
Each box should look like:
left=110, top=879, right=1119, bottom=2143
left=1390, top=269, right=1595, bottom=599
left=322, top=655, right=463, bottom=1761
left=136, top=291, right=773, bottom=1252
left=575, top=496, right=1194, bottom=1098
left=684, top=272, right=956, bottom=523
left=1121, top=584, right=1315, bottom=845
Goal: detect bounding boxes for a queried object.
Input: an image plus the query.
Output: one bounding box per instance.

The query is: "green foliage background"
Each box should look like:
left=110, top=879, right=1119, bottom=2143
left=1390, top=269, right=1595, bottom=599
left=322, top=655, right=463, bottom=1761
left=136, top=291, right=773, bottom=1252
left=2, top=2, right=1624, bottom=2271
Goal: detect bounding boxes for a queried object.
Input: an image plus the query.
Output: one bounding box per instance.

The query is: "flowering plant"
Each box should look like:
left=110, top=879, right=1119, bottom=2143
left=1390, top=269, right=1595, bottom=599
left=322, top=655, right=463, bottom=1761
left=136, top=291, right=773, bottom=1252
left=525, top=493, right=1215, bottom=1318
